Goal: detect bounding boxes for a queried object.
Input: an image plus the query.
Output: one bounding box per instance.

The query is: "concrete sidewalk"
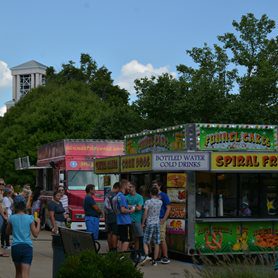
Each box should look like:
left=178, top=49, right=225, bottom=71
left=0, top=231, right=198, bottom=278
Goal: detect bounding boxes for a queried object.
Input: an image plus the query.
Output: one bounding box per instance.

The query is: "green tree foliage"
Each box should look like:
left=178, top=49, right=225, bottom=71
left=134, top=73, right=186, bottom=129
left=218, top=13, right=278, bottom=123
left=0, top=54, right=142, bottom=184
left=135, top=13, right=277, bottom=125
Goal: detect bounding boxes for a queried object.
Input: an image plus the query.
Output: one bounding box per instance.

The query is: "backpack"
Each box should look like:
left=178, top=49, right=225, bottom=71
left=104, top=193, right=114, bottom=214
left=111, top=194, right=121, bottom=215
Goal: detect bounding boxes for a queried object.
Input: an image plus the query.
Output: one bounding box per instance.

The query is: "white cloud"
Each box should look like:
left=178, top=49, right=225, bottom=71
left=0, top=61, right=12, bottom=117
left=0, top=61, right=12, bottom=88
left=0, top=105, right=6, bottom=117
left=115, top=60, right=176, bottom=101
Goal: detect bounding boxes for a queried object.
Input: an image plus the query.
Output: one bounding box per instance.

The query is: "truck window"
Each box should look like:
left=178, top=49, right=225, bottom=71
left=67, top=171, right=119, bottom=190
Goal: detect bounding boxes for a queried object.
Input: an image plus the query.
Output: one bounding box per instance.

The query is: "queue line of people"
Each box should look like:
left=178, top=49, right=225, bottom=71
left=84, top=179, right=171, bottom=266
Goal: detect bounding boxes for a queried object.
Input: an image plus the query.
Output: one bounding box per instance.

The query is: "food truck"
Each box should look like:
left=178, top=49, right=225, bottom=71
left=95, top=124, right=278, bottom=255
left=36, top=139, right=123, bottom=230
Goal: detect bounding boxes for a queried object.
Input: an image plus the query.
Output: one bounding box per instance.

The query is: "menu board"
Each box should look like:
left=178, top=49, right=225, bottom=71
left=166, top=173, right=186, bottom=237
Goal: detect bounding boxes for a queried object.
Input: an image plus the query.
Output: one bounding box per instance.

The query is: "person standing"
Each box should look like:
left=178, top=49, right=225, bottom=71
left=48, top=191, right=69, bottom=234
left=141, top=186, right=162, bottom=266
left=58, top=186, right=69, bottom=213
left=21, top=184, right=33, bottom=212
left=0, top=184, right=9, bottom=257
left=1, top=188, right=13, bottom=249
left=126, top=182, right=144, bottom=256
left=104, top=182, right=120, bottom=251
left=114, top=179, right=135, bottom=251
left=152, top=180, right=171, bottom=264
left=83, top=184, right=103, bottom=240
left=31, top=187, right=42, bottom=216
left=6, top=195, right=40, bottom=278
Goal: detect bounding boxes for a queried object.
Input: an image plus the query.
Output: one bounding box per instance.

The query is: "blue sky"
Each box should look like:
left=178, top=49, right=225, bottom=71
left=0, top=0, right=277, bottom=115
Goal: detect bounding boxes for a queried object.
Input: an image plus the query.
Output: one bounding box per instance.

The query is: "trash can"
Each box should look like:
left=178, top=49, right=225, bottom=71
left=52, top=234, right=65, bottom=278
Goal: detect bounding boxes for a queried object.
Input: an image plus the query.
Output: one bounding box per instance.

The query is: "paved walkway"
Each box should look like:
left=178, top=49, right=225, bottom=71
left=0, top=231, right=198, bottom=278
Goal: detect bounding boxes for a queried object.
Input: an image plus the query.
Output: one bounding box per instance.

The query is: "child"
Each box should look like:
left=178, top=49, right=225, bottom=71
left=6, top=195, right=40, bottom=278
left=141, top=186, right=162, bottom=266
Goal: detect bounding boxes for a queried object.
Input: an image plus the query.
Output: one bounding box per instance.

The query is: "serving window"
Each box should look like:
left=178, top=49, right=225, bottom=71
left=196, top=172, right=278, bottom=218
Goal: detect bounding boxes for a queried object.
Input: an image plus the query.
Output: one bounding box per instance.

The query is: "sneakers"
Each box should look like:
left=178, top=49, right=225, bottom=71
left=4, top=246, right=11, bottom=250
left=161, top=256, right=170, bottom=264
left=139, top=255, right=146, bottom=261
left=152, top=259, right=159, bottom=266
left=139, top=255, right=152, bottom=266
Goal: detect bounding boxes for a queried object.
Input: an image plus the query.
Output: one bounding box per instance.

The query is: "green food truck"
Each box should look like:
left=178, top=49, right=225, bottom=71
left=95, top=123, right=278, bottom=255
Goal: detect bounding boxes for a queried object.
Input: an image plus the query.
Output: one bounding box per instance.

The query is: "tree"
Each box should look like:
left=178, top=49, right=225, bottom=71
left=135, top=13, right=277, bottom=125
left=218, top=13, right=278, bottom=124
left=0, top=54, right=142, bottom=184
left=134, top=73, right=186, bottom=129
left=177, top=44, right=236, bottom=123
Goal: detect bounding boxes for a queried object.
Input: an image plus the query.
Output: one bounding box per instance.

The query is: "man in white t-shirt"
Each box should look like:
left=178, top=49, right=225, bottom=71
left=58, top=186, right=68, bottom=213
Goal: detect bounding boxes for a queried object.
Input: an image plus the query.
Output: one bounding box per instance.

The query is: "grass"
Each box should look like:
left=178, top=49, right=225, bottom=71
left=184, top=254, right=276, bottom=278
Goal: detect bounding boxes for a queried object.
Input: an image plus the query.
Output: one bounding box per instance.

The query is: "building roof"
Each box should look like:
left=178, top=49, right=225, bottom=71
left=11, top=60, right=47, bottom=71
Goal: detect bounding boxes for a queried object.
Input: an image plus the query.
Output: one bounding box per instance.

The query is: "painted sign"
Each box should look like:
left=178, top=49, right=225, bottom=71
left=66, top=158, right=94, bottom=170
left=167, top=173, right=187, bottom=188
left=125, top=126, right=186, bottom=154
left=198, top=126, right=276, bottom=151
left=95, top=157, right=120, bottom=174
left=121, top=154, right=152, bottom=173
left=167, top=219, right=185, bottom=235
left=211, top=152, right=278, bottom=172
left=167, top=188, right=186, bottom=203
left=169, top=204, right=186, bottom=219
left=152, top=152, right=210, bottom=171
left=65, top=141, right=124, bottom=157
left=195, top=222, right=278, bottom=254
left=37, top=140, right=124, bottom=166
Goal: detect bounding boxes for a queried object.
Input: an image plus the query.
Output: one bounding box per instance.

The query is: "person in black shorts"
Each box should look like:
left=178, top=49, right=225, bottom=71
left=114, top=179, right=135, bottom=251
left=104, top=182, right=120, bottom=251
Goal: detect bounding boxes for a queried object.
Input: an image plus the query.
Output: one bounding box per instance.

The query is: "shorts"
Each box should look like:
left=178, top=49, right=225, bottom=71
left=160, top=221, right=167, bottom=242
left=131, top=222, right=143, bottom=238
left=106, top=222, right=118, bottom=235
left=12, top=244, right=33, bottom=265
left=85, top=216, right=100, bottom=240
left=143, top=224, right=160, bottom=245
left=118, top=224, right=132, bottom=243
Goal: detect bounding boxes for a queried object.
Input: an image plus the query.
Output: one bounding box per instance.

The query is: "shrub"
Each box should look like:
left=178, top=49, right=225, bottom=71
left=57, top=251, right=143, bottom=278
left=185, top=254, right=276, bottom=278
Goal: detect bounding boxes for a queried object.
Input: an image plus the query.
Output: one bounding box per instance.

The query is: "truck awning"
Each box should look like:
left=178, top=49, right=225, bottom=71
left=17, top=165, right=51, bottom=170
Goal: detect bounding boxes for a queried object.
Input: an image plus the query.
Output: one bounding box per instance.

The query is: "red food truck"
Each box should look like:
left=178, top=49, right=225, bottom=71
left=36, top=139, right=124, bottom=230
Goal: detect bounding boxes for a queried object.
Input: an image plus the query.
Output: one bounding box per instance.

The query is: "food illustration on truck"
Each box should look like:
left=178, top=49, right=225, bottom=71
left=167, top=219, right=185, bottom=234
left=167, top=173, right=186, bottom=187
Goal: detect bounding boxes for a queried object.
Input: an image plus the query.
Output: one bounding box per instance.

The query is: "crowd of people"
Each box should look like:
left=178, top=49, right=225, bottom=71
left=0, top=179, right=41, bottom=278
left=84, top=179, right=171, bottom=266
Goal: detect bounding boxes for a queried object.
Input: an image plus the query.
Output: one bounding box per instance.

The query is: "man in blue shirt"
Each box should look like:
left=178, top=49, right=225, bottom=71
left=152, top=180, right=171, bottom=264
left=83, top=184, right=103, bottom=240
left=114, top=179, right=135, bottom=251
